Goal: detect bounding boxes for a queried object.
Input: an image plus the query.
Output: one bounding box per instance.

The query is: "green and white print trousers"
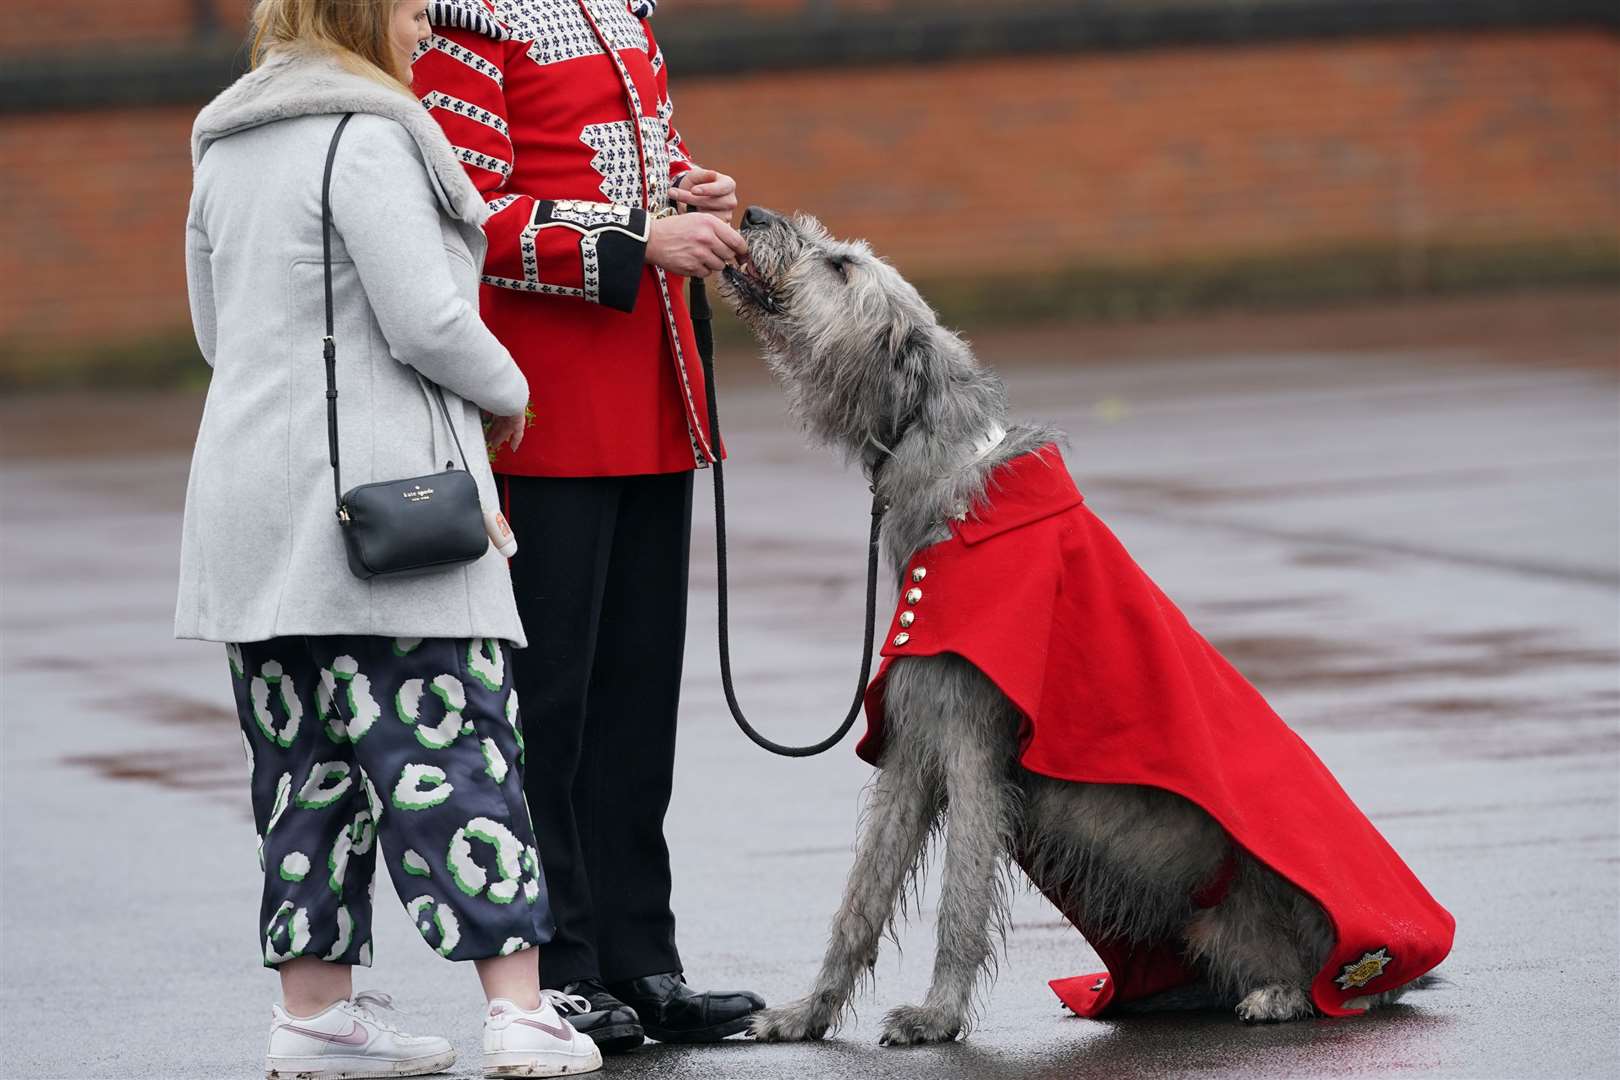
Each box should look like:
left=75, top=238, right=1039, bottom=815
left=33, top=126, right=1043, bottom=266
left=228, top=635, right=552, bottom=968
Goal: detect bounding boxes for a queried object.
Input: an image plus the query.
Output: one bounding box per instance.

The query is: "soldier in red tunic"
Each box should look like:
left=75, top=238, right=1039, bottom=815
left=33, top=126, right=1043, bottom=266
left=414, top=0, right=763, bottom=1051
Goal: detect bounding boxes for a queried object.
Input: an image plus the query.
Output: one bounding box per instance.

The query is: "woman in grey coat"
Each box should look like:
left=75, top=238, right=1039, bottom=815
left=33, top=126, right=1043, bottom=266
left=179, top=1, right=599, bottom=1076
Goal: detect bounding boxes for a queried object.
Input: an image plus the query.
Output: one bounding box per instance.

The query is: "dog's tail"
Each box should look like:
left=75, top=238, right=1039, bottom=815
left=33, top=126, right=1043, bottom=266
left=1110, top=983, right=1234, bottom=1014
left=1344, top=970, right=1449, bottom=1012
left=1114, top=971, right=1449, bottom=1016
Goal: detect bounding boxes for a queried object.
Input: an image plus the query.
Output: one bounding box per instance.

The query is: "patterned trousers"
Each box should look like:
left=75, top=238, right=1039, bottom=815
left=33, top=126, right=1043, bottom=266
left=228, top=635, right=553, bottom=967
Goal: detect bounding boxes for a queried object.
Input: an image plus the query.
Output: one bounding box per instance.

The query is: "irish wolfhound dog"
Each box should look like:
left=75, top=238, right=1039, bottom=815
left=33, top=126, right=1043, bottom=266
left=718, top=207, right=1435, bottom=1046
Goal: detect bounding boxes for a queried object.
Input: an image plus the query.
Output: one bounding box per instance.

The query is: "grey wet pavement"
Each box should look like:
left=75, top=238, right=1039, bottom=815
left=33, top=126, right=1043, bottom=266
left=2, top=293, right=1617, bottom=1079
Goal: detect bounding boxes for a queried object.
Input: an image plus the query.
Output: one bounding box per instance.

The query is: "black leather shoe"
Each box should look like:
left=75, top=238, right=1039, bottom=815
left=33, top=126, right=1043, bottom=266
left=606, top=972, right=766, bottom=1044
left=555, top=979, right=645, bottom=1054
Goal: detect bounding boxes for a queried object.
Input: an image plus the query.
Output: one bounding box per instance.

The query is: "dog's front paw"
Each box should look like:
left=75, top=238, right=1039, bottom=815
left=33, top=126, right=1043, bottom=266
left=750, top=998, right=833, bottom=1042
left=1235, top=983, right=1314, bottom=1023
left=878, top=1004, right=963, bottom=1046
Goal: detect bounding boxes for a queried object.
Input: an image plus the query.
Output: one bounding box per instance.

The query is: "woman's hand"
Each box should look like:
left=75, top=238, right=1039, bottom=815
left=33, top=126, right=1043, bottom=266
left=669, top=168, right=738, bottom=221
left=645, top=213, right=748, bottom=278
left=485, top=412, right=527, bottom=454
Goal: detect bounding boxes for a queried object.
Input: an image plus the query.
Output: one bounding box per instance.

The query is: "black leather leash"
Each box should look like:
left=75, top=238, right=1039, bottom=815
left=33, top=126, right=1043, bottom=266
left=690, top=278, right=888, bottom=757
left=583, top=0, right=878, bottom=755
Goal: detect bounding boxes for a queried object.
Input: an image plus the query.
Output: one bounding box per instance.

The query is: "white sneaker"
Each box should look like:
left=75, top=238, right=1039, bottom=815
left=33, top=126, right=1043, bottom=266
left=265, top=990, right=456, bottom=1079
left=482, top=992, right=603, bottom=1077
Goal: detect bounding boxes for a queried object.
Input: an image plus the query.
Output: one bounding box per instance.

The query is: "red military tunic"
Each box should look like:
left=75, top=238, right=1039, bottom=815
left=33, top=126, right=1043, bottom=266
left=859, top=445, right=1455, bottom=1018
left=413, top=0, right=717, bottom=477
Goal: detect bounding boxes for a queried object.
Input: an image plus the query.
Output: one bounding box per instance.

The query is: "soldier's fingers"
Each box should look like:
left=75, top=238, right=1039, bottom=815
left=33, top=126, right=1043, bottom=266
left=706, top=234, right=738, bottom=262
left=707, top=220, right=748, bottom=256
left=693, top=176, right=735, bottom=197
left=705, top=233, right=743, bottom=263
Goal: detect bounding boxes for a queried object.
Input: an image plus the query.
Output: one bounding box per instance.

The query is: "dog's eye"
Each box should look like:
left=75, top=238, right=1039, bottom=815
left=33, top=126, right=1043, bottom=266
left=825, top=255, right=850, bottom=280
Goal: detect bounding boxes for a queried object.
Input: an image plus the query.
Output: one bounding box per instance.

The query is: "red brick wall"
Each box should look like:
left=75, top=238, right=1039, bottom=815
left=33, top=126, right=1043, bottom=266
left=0, top=105, right=202, bottom=350
left=1, top=28, right=1615, bottom=360
left=673, top=29, right=1619, bottom=276
left=0, top=0, right=910, bottom=51
left=0, top=0, right=249, bottom=50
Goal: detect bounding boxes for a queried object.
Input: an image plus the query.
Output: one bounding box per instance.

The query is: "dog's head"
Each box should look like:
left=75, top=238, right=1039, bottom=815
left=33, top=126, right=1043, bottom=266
left=721, top=206, right=948, bottom=460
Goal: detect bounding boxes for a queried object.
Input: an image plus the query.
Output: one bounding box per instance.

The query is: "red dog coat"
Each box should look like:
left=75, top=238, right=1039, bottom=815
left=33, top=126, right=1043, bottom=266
left=859, top=445, right=1454, bottom=1018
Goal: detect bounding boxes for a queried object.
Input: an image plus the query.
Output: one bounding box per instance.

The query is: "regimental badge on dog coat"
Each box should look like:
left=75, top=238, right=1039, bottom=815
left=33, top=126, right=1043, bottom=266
left=859, top=445, right=1455, bottom=1018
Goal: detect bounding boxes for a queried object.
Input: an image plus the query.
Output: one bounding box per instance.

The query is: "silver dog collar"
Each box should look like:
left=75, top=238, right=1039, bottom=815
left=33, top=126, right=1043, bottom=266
left=965, top=423, right=1007, bottom=467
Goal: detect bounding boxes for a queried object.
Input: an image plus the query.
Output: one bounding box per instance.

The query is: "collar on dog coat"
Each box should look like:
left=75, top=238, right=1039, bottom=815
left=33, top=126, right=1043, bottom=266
left=859, top=446, right=1455, bottom=1018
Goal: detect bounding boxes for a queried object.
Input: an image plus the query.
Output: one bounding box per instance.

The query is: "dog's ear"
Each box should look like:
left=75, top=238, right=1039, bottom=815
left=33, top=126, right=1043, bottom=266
left=896, top=327, right=930, bottom=370
left=876, top=324, right=929, bottom=370
left=873, top=326, right=936, bottom=447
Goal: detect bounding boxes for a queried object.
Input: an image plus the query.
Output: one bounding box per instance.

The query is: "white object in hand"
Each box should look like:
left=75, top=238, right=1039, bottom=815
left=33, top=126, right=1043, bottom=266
left=486, top=510, right=518, bottom=558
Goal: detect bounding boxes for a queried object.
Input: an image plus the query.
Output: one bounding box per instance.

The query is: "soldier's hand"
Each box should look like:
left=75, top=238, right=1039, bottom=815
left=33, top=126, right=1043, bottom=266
left=646, top=213, right=747, bottom=278
left=669, top=168, right=739, bottom=222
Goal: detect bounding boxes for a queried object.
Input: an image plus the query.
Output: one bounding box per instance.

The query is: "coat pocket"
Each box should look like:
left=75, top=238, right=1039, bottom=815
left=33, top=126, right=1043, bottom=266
left=443, top=243, right=476, bottom=271
left=443, top=243, right=480, bottom=299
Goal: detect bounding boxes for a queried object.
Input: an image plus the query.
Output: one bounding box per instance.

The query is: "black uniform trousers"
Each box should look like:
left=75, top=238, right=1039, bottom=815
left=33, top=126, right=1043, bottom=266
left=502, top=470, right=693, bottom=988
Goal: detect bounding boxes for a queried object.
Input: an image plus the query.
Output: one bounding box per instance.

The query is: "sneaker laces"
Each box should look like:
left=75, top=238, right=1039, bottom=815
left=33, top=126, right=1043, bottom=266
left=347, top=990, right=405, bottom=1034
left=541, top=988, right=593, bottom=1017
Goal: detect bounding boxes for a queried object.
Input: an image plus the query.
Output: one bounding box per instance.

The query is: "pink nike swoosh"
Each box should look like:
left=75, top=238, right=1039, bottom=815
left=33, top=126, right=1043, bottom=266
left=513, top=1016, right=574, bottom=1041
left=282, top=1021, right=369, bottom=1046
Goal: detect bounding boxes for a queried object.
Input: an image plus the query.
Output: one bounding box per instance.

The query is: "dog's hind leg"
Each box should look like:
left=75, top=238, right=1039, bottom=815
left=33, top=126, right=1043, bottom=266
left=879, top=668, right=1021, bottom=1046
left=1184, top=855, right=1331, bottom=1023
left=750, top=745, right=940, bottom=1042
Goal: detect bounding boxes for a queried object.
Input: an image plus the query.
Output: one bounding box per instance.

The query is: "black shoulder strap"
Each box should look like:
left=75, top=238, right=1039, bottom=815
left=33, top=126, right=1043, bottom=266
left=322, top=113, right=356, bottom=513
left=321, top=112, right=474, bottom=517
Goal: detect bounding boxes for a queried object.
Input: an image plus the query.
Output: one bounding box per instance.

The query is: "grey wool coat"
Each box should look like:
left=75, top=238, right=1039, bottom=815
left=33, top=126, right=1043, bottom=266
left=177, top=47, right=529, bottom=646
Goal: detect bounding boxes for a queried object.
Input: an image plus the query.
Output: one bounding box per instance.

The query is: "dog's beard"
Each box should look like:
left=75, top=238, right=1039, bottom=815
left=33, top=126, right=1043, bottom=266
left=721, top=257, right=783, bottom=316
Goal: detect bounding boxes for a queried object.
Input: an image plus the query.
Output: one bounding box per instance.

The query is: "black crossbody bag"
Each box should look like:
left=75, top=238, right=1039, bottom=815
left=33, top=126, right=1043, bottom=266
left=321, top=113, right=489, bottom=580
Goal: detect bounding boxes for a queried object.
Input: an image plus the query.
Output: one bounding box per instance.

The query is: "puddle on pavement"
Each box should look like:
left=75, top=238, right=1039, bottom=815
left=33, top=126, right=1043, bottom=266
left=1211, top=627, right=1618, bottom=692
left=52, top=622, right=1617, bottom=798
left=58, top=689, right=247, bottom=811
left=1375, top=793, right=1615, bottom=820
left=1205, top=626, right=1618, bottom=758
left=63, top=747, right=244, bottom=796
left=1291, top=547, right=1382, bottom=568
left=1198, top=594, right=1339, bottom=616
left=16, top=654, right=102, bottom=674
left=1084, top=463, right=1529, bottom=507
left=116, top=689, right=238, bottom=729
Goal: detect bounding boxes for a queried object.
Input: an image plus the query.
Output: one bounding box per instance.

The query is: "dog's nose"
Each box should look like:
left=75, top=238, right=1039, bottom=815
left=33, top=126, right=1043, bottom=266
left=742, top=205, right=779, bottom=230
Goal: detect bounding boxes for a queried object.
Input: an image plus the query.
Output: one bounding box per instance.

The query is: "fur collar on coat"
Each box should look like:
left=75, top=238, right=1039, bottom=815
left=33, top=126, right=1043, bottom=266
left=191, top=46, right=489, bottom=228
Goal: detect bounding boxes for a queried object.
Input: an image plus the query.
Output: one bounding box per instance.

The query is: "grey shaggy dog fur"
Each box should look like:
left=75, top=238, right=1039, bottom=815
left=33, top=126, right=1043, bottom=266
left=719, top=209, right=1420, bottom=1046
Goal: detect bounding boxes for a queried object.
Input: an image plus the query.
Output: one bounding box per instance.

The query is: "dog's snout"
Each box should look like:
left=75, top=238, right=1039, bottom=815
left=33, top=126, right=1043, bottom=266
left=742, top=205, right=780, bottom=230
